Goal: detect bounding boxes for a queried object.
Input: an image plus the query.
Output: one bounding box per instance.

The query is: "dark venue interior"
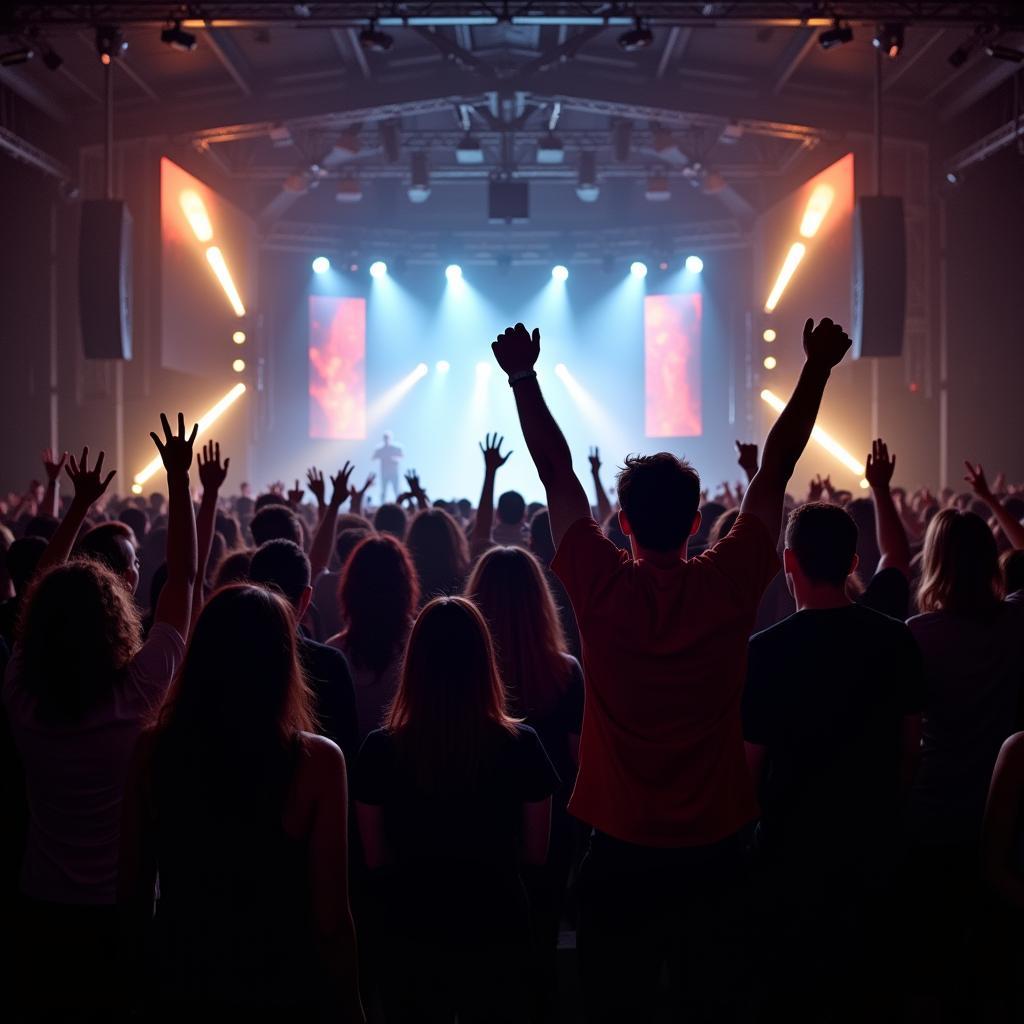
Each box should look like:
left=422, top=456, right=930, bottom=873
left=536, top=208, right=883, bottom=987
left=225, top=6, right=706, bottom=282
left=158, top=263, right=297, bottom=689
left=1, top=3, right=1023, bottom=1022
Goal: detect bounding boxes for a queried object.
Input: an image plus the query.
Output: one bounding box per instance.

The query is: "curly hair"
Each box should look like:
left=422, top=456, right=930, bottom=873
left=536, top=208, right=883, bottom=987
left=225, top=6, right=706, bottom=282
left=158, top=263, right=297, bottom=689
left=18, top=558, right=143, bottom=722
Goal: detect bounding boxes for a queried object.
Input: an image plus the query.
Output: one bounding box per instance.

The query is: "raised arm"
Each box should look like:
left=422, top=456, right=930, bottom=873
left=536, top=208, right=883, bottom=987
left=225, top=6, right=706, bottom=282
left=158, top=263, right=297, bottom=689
left=492, top=324, right=589, bottom=547
left=965, top=462, right=1024, bottom=550
left=983, top=733, right=1024, bottom=911
left=472, top=433, right=512, bottom=553
left=306, top=467, right=327, bottom=524
left=37, top=447, right=117, bottom=573
left=735, top=441, right=759, bottom=484
left=348, top=474, right=374, bottom=517
left=865, top=438, right=911, bottom=577
left=192, top=441, right=230, bottom=629
left=588, top=447, right=613, bottom=524
left=150, top=413, right=199, bottom=641
left=309, top=463, right=354, bottom=580
left=403, top=471, right=429, bottom=511
left=741, top=318, right=851, bottom=541
left=41, top=448, right=67, bottom=519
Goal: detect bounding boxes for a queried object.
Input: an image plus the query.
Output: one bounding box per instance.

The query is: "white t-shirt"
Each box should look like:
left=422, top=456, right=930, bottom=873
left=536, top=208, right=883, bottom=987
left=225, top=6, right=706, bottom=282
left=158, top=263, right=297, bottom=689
left=372, top=443, right=403, bottom=474
left=2, top=622, right=185, bottom=905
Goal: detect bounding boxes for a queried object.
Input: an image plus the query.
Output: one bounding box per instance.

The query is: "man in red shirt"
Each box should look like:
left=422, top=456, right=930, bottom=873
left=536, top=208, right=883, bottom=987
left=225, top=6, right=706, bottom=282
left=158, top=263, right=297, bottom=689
left=491, top=317, right=851, bottom=1021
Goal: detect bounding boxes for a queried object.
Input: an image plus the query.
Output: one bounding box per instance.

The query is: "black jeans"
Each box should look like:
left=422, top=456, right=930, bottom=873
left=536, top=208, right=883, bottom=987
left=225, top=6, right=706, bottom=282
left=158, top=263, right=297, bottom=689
left=577, top=829, right=751, bottom=1024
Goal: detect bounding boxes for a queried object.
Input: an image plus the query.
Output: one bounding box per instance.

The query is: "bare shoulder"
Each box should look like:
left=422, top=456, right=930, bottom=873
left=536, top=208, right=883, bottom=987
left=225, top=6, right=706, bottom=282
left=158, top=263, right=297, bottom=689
left=298, top=731, right=347, bottom=779
left=998, top=732, right=1024, bottom=768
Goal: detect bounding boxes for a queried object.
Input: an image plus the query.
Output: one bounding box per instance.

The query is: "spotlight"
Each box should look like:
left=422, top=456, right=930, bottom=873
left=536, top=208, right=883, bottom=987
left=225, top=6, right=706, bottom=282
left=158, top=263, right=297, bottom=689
left=445, top=264, right=463, bottom=282
left=819, top=22, right=853, bottom=50
left=476, top=361, right=492, bottom=377
left=408, top=152, right=431, bottom=203
left=764, top=242, right=806, bottom=313
left=630, top=261, right=648, bottom=279
left=619, top=17, right=654, bottom=52
left=161, top=20, right=197, bottom=52
left=360, top=21, right=394, bottom=52
left=435, top=360, right=450, bottom=374
left=179, top=190, right=213, bottom=242
left=552, top=265, right=569, bottom=283
left=95, top=25, right=128, bottom=65
left=554, top=363, right=568, bottom=379
left=335, top=179, right=363, bottom=204
left=576, top=152, right=600, bottom=203
left=130, top=483, right=144, bottom=495
left=659, top=261, right=669, bottom=271
left=985, top=43, right=1024, bottom=63
left=232, top=330, right=246, bottom=345
left=369, top=260, right=388, bottom=279
left=945, top=169, right=962, bottom=186
left=536, top=133, right=564, bottom=165
left=763, top=356, right=777, bottom=370
left=799, top=184, right=835, bottom=238
left=0, top=47, right=34, bottom=67
left=762, top=328, right=777, bottom=343
left=415, top=362, right=429, bottom=376
left=859, top=479, right=871, bottom=489
left=685, top=255, right=704, bottom=274
left=312, top=256, right=331, bottom=274
left=232, top=358, right=246, bottom=373
left=41, top=46, right=63, bottom=71
left=873, top=24, right=905, bottom=59
left=455, top=135, right=485, bottom=165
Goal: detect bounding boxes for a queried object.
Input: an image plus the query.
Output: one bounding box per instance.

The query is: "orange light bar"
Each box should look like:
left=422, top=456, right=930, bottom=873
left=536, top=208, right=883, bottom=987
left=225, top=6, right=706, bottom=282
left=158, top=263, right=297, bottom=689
left=133, top=383, right=247, bottom=487
left=761, top=388, right=867, bottom=485
left=799, top=184, right=835, bottom=239
left=179, top=189, right=213, bottom=242
left=764, top=242, right=806, bottom=313
left=205, top=246, right=246, bottom=317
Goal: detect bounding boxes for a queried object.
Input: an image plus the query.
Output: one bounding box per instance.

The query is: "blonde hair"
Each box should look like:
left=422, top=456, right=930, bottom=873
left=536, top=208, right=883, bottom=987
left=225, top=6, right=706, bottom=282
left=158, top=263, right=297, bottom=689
left=917, top=509, right=1002, bottom=617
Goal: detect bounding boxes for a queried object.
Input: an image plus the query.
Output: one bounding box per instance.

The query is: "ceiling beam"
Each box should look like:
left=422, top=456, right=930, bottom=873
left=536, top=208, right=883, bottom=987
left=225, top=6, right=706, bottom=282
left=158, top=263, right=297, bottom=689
left=514, top=25, right=605, bottom=75
left=769, top=27, right=818, bottom=95
left=939, top=54, right=1022, bottom=121
left=0, top=124, right=72, bottom=182
left=411, top=26, right=496, bottom=77
left=0, top=66, right=70, bottom=123
left=202, top=25, right=253, bottom=96
left=656, top=26, right=693, bottom=78
left=346, top=28, right=372, bottom=79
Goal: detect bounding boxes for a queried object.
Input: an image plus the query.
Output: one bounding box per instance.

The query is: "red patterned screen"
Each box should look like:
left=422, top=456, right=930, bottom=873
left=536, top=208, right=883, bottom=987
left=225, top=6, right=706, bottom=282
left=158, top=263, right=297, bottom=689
left=309, top=295, right=366, bottom=440
left=644, top=292, right=702, bottom=438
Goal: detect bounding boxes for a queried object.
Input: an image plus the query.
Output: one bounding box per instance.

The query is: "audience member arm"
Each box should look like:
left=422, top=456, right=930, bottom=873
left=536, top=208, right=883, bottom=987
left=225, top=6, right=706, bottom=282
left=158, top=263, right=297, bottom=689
left=37, top=447, right=117, bottom=573
left=151, top=413, right=199, bottom=640
left=492, top=324, right=590, bottom=548
left=983, top=733, right=1024, bottom=911
left=41, top=448, right=67, bottom=519
left=866, top=438, right=911, bottom=577
left=588, top=447, right=613, bottom=523
left=965, top=462, right=1024, bottom=550
left=191, top=441, right=230, bottom=630
left=472, top=433, right=512, bottom=550
left=741, top=318, right=851, bottom=541
left=309, top=463, right=354, bottom=580
left=348, top=474, right=374, bottom=516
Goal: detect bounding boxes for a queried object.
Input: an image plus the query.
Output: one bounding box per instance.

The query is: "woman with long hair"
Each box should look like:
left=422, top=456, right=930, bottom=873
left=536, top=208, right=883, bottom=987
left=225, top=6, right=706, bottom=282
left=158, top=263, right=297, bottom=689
left=328, top=534, right=419, bottom=743
left=465, top=546, right=584, bottom=1018
left=354, top=597, right=558, bottom=1023
left=905, top=506, right=1024, bottom=1012
left=405, top=507, right=470, bottom=603
left=118, top=584, right=363, bottom=1020
left=3, top=416, right=197, bottom=1017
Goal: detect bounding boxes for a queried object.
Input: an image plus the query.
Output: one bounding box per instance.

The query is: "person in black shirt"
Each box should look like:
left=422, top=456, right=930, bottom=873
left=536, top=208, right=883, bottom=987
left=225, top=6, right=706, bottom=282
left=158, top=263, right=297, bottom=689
left=354, top=597, right=558, bottom=1024
left=249, top=540, right=359, bottom=768
left=743, top=491, right=924, bottom=1021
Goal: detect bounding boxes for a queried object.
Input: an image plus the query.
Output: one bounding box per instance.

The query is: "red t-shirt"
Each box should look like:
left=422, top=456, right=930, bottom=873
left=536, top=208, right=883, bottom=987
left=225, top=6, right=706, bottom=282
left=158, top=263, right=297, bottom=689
left=551, top=513, right=780, bottom=847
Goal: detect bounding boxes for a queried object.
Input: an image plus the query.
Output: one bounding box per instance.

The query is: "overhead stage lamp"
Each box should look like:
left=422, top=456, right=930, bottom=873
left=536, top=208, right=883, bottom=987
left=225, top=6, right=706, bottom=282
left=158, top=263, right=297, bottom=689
left=161, top=20, right=197, bottom=52
left=551, top=265, right=569, bottom=283
left=95, top=24, right=128, bottom=65
left=435, top=360, right=451, bottom=374
left=369, top=260, right=388, bottom=279
left=360, top=21, right=394, bottom=52
left=630, top=261, right=648, bottom=279
left=445, top=264, right=463, bottom=282
left=819, top=22, right=853, bottom=50
left=312, top=256, right=331, bottom=274
left=873, top=24, right=905, bottom=59
left=455, top=135, right=485, bottom=165
left=618, top=18, right=654, bottom=52
left=685, top=255, right=704, bottom=274
left=0, top=47, right=34, bottom=67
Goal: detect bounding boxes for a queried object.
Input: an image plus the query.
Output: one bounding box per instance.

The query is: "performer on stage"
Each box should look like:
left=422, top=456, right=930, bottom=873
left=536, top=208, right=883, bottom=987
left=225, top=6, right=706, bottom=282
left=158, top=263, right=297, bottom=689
left=372, top=431, right=404, bottom=504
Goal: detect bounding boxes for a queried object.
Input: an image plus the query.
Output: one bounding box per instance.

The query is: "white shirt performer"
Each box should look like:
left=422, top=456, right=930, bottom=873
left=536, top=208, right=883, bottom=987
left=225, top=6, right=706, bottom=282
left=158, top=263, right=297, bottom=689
left=372, top=432, right=404, bottom=503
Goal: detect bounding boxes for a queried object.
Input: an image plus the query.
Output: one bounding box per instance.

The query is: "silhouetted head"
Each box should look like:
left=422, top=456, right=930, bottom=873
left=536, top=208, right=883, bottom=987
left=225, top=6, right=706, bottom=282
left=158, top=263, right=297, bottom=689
left=22, top=514, right=59, bottom=541
left=707, top=508, right=740, bottom=549
left=335, top=525, right=372, bottom=569
left=374, top=502, right=407, bottom=541
left=215, top=511, right=242, bottom=551
left=497, top=490, right=526, bottom=526
left=616, top=453, right=702, bottom=554
left=406, top=507, right=470, bottom=600
left=76, top=521, right=141, bottom=594
left=119, top=506, right=149, bottom=543
left=249, top=539, right=312, bottom=616
left=250, top=504, right=302, bottom=547
left=465, top=547, right=569, bottom=717
left=214, top=548, right=252, bottom=590
left=528, top=508, right=556, bottom=565
left=339, top=534, right=419, bottom=672
left=1001, top=549, right=1024, bottom=597
left=784, top=502, right=859, bottom=591
left=383, top=431, right=392, bottom=445
left=6, top=535, right=46, bottom=595
left=918, top=509, right=1001, bottom=617
left=18, top=559, right=143, bottom=722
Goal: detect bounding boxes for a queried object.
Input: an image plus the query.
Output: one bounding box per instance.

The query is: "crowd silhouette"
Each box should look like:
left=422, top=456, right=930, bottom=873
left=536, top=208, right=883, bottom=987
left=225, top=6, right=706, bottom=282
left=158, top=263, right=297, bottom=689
left=1, top=319, right=1023, bottom=1022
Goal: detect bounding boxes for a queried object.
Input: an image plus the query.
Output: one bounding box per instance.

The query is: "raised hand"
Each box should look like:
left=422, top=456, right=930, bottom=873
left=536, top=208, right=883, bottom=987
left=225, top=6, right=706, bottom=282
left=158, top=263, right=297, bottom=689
left=65, top=447, right=116, bottom=507
left=802, top=317, right=852, bottom=371
left=588, top=447, right=601, bottom=474
left=329, top=462, right=354, bottom=508
left=808, top=475, right=824, bottom=502
left=197, top=440, right=230, bottom=493
left=480, top=433, right=513, bottom=473
left=865, top=438, right=896, bottom=491
left=42, top=448, right=68, bottom=482
left=821, top=475, right=835, bottom=500
left=350, top=473, right=375, bottom=501
left=307, top=467, right=326, bottom=507
left=735, top=441, right=759, bottom=480
left=964, top=461, right=993, bottom=501
left=149, top=412, right=198, bottom=478
left=492, top=323, right=541, bottom=377
left=287, top=479, right=305, bottom=507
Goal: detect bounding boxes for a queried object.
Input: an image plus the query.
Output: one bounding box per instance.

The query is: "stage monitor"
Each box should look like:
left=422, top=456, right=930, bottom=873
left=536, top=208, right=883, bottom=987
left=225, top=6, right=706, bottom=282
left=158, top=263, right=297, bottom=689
left=159, top=157, right=257, bottom=378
